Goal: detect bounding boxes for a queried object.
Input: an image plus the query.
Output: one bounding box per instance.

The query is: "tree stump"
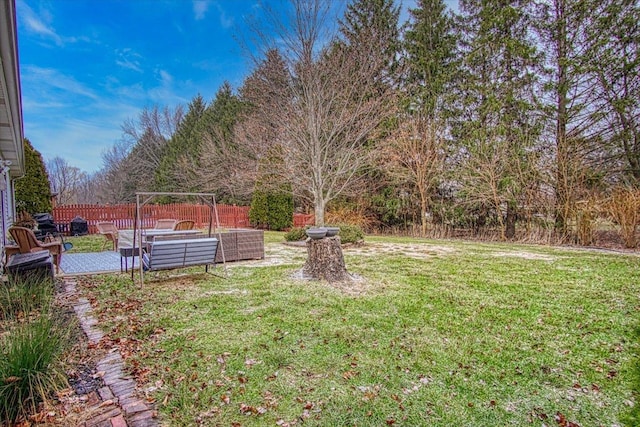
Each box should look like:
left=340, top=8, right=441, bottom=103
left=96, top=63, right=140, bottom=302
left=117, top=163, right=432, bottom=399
left=302, top=236, right=352, bottom=282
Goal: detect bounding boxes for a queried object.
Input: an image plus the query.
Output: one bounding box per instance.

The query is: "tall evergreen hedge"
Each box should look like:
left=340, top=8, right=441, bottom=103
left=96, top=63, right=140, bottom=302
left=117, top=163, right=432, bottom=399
left=249, top=186, right=293, bottom=231
left=15, top=139, right=52, bottom=214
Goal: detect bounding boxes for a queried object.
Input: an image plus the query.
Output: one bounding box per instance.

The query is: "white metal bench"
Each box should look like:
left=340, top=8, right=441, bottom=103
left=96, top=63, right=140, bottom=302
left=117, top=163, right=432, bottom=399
left=142, top=237, right=219, bottom=271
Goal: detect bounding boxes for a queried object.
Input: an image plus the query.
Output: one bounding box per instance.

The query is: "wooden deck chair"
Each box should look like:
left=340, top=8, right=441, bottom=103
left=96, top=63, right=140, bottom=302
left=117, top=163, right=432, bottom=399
left=96, top=222, right=119, bottom=251
left=154, top=219, right=177, bottom=229
left=8, top=226, right=63, bottom=273
left=173, top=220, right=195, bottom=231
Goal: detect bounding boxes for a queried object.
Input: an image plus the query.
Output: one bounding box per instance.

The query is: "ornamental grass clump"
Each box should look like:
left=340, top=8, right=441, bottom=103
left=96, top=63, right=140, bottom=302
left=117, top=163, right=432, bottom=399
left=605, top=186, right=640, bottom=248
left=0, top=276, right=74, bottom=424
left=0, top=275, right=53, bottom=320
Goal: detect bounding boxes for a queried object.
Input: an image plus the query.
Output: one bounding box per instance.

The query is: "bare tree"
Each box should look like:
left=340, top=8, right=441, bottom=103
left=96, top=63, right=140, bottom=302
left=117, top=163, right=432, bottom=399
left=120, top=104, right=184, bottom=192
left=74, top=172, right=101, bottom=204
left=245, top=0, right=397, bottom=226
left=46, top=156, right=87, bottom=205
left=97, top=142, right=135, bottom=203
left=382, top=116, right=446, bottom=236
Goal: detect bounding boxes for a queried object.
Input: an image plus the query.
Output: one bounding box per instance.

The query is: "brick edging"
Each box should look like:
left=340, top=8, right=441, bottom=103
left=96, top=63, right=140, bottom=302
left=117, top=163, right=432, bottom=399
left=63, top=277, right=158, bottom=427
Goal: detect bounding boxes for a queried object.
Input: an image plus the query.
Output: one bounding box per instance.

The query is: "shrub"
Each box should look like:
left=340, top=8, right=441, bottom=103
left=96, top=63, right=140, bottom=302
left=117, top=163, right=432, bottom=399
left=0, top=275, right=53, bottom=320
left=250, top=189, right=294, bottom=231
left=325, top=205, right=377, bottom=231
left=0, top=311, right=73, bottom=424
left=285, top=227, right=308, bottom=241
left=267, top=191, right=294, bottom=231
left=284, top=224, right=364, bottom=244
left=249, top=190, right=269, bottom=229
left=604, top=187, right=639, bottom=248
left=574, top=198, right=599, bottom=246
left=333, top=224, right=364, bottom=244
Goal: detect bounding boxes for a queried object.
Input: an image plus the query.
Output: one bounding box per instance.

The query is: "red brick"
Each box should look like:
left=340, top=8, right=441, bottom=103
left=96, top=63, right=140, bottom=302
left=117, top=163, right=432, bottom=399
left=110, top=414, right=128, bottom=427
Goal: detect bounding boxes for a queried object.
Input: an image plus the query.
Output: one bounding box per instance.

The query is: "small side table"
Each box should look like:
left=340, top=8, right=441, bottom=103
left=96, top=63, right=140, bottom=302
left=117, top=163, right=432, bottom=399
left=119, top=246, right=143, bottom=272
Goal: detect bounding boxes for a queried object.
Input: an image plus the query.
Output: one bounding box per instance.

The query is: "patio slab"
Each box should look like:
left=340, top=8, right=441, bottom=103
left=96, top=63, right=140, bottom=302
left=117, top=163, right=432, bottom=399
left=60, top=251, right=140, bottom=275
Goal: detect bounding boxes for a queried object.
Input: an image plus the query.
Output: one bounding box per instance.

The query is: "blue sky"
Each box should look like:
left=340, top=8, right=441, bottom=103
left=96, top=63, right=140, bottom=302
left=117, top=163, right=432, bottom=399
left=16, top=0, right=453, bottom=174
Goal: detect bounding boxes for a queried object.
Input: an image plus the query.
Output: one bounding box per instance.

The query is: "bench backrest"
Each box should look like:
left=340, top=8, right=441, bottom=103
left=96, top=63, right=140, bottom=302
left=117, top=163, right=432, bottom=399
left=144, top=237, right=218, bottom=271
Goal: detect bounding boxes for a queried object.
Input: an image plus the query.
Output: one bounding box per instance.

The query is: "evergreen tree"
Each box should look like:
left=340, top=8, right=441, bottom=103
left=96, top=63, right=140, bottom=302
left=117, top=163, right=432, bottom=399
left=154, top=94, right=207, bottom=194
left=590, top=0, right=640, bottom=184
left=249, top=146, right=293, bottom=230
left=403, top=0, right=457, bottom=118
left=15, top=138, right=52, bottom=214
left=452, top=0, right=541, bottom=239
left=194, top=83, right=247, bottom=203
left=338, top=0, right=401, bottom=86
left=533, top=0, right=609, bottom=234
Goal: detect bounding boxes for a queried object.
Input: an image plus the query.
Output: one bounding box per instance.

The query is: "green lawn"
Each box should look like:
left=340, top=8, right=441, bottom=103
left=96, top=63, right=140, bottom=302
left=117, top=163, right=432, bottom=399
left=78, top=232, right=640, bottom=426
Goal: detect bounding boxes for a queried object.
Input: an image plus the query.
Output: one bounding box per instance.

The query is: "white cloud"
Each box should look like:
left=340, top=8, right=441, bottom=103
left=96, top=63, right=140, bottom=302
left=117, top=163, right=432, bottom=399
left=21, top=66, right=99, bottom=100
left=115, top=48, right=144, bottom=73
left=214, top=2, right=234, bottom=29
left=193, top=0, right=209, bottom=20
left=26, top=102, right=141, bottom=173
left=158, top=69, right=173, bottom=86
left=17, top=0, right=64, bottom=45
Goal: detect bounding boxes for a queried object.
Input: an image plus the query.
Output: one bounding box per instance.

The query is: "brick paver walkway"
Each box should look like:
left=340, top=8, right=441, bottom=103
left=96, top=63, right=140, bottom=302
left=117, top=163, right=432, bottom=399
left=62, top=277, right=158, bottom=427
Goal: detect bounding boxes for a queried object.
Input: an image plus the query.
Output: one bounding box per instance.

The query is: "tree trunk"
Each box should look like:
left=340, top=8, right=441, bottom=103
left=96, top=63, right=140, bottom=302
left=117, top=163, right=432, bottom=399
left=314, top=194, right=325, bottom=227
left=302, top=236, right=351, bottom=282
left=420, top=190, right=428, bottom=237
left=505, top=201, right=517, bottom=239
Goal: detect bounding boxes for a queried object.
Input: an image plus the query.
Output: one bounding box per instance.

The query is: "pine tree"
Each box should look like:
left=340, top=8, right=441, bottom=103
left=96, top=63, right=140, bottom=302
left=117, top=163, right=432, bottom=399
left=15, top=138, right=52, bottom=214
left=452, top=0, right=541, bottom=240
left=338, top=0, right=401, bottom=86
left=154, top=94, right=207, bottom=194
left=403, top=0, right=456, bottom=118
left=590, top=0, right=640, bottom=184
left=532, top=0, right=609, bottom=234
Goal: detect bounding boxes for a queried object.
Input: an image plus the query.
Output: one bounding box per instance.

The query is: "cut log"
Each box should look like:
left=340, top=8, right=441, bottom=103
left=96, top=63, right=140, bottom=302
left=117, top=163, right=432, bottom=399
left=302, top=236, right=352, bottom=282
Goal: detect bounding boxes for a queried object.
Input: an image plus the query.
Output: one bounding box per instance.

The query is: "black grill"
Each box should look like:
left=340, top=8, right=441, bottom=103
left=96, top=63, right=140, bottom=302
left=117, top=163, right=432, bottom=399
left=70, top=216, right=89, bottom=236
left=33, top=212, right=58, bottom=235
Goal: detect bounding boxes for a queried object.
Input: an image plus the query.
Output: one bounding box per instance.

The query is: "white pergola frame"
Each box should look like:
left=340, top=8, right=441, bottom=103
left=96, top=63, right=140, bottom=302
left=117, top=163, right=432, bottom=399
left=133, top=192, right=227, bottom=285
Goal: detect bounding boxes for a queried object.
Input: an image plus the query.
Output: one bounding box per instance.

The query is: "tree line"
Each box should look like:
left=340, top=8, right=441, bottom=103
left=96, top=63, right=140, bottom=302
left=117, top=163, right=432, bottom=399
left=47, top=0, right=640, bottom=245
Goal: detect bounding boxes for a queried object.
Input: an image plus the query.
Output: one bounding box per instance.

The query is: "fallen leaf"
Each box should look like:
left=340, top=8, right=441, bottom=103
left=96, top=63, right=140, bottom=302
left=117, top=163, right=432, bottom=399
left=342, top=370, right=359, bottom=380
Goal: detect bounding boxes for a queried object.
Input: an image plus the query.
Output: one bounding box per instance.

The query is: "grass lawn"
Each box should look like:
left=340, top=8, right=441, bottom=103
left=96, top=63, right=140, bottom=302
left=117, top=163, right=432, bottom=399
left=77, top=232, right=639, bottom=426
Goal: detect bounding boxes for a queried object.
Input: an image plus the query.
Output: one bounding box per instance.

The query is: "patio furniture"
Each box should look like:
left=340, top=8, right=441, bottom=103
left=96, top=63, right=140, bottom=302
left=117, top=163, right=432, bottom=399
left=6, top=251, right=54, bottom=281
left=154, top=219, right=177, bottom=229
left=214, top=229, right=264, bottom=263
left=173, top=220, right=195, bottom=231
left=8, top=226, right=63, bottom=273
left=4, top=244, right=20, bottom=264
left=119, top=245, right=144, bottom=273
left=96, top=222, right=119, bottom=251
left=142, top=237, right=219, bottom=272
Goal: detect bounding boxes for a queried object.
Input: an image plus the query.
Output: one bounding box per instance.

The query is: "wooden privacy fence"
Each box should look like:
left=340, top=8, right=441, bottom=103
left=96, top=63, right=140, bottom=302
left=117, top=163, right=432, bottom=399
left=293, top=213, right=314, bottom=228
left=52, top=204, right=315, bottom=234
